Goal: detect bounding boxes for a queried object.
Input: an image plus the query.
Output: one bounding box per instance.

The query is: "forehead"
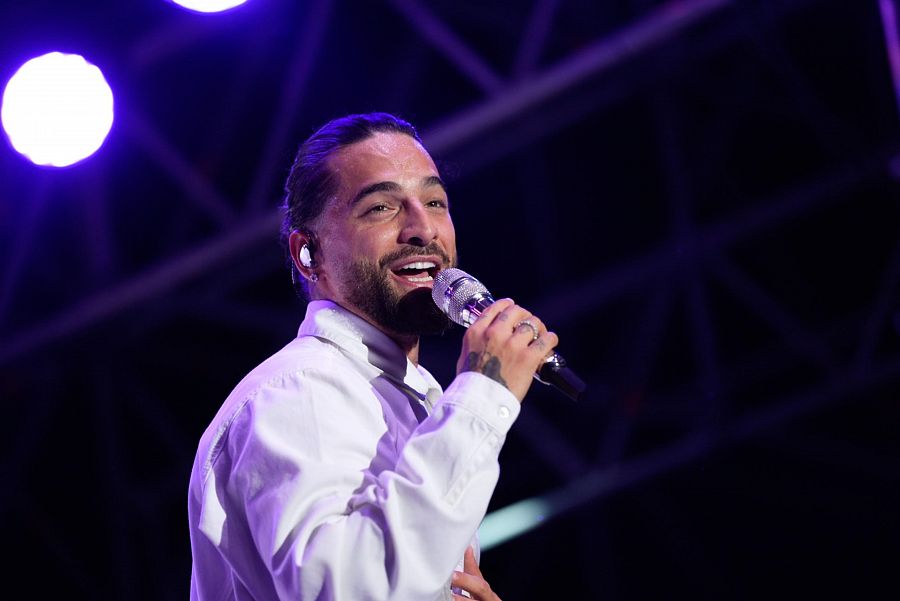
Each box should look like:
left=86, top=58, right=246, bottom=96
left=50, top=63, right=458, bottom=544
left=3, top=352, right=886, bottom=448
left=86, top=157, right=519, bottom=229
left=328, top=132, right=440, bottom=198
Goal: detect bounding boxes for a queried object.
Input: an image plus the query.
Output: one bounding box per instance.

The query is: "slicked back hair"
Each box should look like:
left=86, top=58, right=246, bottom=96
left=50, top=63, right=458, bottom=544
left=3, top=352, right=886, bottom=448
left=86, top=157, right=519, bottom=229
left=280, top=112, right=423, bottom=299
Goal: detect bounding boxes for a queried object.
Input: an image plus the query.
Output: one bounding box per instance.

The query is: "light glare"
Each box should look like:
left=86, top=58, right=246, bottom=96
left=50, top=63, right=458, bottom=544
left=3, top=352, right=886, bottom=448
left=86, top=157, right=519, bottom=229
left=478, top=498, right=550, bottom=550
left=2, top=52, right=114, bottom=167
left=169, top=0, right=249, bottom=13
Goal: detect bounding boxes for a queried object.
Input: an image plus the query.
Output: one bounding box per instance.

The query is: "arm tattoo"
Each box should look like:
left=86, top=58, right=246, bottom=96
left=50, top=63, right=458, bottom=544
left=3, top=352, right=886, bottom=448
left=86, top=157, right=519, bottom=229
left=463, top=351, right=508, bottom=388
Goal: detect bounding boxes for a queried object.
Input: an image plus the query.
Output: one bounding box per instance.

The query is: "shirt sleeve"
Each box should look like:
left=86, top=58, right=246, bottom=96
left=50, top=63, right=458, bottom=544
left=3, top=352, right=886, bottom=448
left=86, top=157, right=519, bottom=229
left=207, top=367, right=520, bottom=601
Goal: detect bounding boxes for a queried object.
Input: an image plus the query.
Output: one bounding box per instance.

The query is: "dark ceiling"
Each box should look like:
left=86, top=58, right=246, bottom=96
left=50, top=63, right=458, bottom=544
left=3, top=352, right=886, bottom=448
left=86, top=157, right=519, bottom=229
left=1, top=0, right=899, bottom=599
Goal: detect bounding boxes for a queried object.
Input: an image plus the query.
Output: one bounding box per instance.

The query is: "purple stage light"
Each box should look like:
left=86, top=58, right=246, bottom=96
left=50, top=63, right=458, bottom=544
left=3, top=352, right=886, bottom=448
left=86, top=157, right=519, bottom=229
left=1, top=52, right=114, bottom=168
left=168, top=0, right=249, bottom=14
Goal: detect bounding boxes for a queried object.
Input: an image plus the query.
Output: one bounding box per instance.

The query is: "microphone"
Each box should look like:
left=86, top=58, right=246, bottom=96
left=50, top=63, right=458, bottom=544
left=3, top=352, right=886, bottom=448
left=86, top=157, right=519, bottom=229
left=432, top=268, right=586, bottom=401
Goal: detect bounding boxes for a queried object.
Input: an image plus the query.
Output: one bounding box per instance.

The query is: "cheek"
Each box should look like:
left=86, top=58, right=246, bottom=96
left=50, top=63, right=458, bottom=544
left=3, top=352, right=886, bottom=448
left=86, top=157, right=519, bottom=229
left=342, top=228, right=397, bottom=264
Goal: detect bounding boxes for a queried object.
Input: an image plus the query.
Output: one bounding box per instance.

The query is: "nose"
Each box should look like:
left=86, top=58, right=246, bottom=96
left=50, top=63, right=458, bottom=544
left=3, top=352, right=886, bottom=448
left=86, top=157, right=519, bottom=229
left=399, top=201, right=437, bottom=246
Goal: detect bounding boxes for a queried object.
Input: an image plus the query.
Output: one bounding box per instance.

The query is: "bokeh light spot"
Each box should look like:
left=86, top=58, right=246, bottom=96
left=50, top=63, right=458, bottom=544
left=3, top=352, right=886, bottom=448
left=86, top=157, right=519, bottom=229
left=169, top=0, right=249, bottom=14
left=1, top=52, right=114, bottom=168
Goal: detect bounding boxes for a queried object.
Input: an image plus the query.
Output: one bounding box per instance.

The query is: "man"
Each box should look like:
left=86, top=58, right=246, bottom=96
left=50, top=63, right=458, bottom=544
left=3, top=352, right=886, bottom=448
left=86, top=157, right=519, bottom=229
left=188, top=113, right=559, bottom=600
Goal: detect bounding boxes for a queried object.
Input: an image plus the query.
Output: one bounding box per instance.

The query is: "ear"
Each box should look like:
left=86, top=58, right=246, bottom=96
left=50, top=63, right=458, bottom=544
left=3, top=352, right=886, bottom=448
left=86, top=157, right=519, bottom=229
left=289, top=229, right=318, bottom=282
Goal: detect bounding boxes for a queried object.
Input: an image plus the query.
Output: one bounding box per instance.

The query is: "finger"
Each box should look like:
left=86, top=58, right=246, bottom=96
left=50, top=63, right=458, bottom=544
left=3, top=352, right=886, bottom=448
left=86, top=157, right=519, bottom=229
left=507, top=316, right=551, bottom=351
left=484, top=305, right=533, bottom=342
left=518, top=314, right=545, bottom=332
left=529, top=328, right=558, bottom=350
left=487, top=302, right=527, bottom=330
left=511, top=320, right=538, bottom=342
left=453, top=595, right=502, bottom=601
left=463, top=546, right=482, bottom=578
left=452, top=571, right=492, bottom=598
left=469, top=298, right=514, bottom=333
left=515, top=315, right=547, bottom=342
left=527, top=330, right=559, bottom=362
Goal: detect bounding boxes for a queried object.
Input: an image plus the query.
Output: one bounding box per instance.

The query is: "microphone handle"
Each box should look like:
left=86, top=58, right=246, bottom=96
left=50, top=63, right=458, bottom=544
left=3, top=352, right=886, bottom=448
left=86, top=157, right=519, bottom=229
left=460, top=294, right=585, bottom=402
left=457, top=293, right=495, bottom=327
left=535, top=352, right=585, bottom=402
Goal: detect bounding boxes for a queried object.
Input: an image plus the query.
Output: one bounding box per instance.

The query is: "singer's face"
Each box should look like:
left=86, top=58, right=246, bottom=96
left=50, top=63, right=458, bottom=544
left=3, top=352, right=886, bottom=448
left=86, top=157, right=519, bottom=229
left=312, top=132, right=457, bottom=337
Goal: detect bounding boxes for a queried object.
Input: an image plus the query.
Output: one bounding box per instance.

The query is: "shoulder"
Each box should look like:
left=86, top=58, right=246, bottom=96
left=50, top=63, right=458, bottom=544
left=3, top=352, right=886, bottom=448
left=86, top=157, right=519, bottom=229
left=194, top=335, right=377, bottom=482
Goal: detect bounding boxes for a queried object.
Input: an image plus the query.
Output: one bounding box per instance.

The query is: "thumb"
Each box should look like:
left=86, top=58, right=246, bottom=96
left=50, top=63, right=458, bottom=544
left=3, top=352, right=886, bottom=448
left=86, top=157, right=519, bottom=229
left=464, top=546, right=482, bottom=577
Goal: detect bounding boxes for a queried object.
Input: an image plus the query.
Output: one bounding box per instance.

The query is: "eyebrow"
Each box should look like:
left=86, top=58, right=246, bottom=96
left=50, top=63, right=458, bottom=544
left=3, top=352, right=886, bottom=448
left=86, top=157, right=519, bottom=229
left=422, top=175, right=447, bottom=192
left=350, top=176, right=448, bottom=206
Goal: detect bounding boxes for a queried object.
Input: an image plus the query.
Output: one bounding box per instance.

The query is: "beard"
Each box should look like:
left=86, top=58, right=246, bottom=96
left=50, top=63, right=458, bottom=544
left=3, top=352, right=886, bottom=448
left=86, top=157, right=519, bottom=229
left=343, top=245, right=454, bottom=337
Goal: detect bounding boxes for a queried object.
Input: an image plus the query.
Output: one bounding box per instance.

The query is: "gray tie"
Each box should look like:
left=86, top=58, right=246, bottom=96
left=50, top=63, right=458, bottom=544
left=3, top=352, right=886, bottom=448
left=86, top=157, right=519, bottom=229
left=409, top=386, right=441, bottom=423
left=424, top=386, right=442, bottom=411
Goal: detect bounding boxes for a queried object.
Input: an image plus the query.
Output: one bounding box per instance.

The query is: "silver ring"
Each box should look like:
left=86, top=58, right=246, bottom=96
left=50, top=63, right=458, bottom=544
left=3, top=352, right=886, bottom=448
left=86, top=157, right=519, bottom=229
left=514, top=319, right=539, bottom=342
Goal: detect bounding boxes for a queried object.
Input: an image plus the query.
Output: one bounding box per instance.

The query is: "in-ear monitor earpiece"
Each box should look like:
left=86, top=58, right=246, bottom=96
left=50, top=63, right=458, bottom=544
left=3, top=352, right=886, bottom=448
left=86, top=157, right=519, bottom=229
left=299, top=244, right=313, bottom=268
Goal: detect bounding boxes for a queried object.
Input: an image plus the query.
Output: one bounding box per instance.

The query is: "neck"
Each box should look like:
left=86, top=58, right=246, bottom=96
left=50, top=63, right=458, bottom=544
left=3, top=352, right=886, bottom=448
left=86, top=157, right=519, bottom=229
left=394, top=333, right=420, bottom=365
left=315, top=293, right=422, bottom=365
left=359, top=315, right=420, bottom=364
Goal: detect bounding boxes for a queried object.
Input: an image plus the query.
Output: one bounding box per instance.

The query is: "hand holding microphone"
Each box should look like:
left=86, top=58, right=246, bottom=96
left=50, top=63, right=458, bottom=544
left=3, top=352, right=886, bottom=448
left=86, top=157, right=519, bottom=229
left=432, top=268, right=585, bottom=402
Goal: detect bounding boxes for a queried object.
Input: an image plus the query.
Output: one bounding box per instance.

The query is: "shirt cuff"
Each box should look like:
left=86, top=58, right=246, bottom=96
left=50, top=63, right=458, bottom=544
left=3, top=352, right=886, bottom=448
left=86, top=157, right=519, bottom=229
left=440, top=371, right=521, bottom=434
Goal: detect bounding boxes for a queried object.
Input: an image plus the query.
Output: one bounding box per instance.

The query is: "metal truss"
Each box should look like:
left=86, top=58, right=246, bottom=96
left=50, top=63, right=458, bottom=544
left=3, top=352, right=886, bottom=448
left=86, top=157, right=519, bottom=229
left=1, top=0, right=897, bottom=599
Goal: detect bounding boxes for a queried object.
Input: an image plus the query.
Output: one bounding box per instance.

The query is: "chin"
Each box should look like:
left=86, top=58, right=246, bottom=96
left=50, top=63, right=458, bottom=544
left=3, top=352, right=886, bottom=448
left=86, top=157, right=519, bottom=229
left=343, top=260, right=451, bottom=336
left=393, top=288, right=452, bottom=336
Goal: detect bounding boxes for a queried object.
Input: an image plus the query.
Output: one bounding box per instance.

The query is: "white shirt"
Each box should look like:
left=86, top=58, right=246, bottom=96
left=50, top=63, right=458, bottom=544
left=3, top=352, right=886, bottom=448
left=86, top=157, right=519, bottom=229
left=189, top=300, right=520, bottom=601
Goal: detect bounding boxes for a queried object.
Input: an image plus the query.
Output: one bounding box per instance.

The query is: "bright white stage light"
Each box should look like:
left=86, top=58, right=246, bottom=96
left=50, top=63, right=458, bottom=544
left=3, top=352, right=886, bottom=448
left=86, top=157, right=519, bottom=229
left=169, top=0, right=249, bottom=14
left=1, top=52, right=114, bottom=168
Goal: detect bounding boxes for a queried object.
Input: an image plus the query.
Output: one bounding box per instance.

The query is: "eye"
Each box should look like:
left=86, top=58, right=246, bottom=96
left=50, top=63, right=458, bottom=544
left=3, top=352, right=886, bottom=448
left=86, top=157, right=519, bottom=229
left=426, top=199, right=448, bottom=209
left=366, top=204, right=390, bottom=214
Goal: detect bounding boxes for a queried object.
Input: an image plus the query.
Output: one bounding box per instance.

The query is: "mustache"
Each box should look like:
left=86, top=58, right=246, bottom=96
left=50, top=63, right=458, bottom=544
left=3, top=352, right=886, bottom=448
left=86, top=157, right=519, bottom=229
left=378, top=244, right=452, bottom=270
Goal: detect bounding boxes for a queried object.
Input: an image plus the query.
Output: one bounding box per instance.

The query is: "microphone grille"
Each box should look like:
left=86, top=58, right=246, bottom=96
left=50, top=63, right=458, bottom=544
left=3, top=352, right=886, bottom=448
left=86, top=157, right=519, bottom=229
left=432, top=268, right=489, bottom=326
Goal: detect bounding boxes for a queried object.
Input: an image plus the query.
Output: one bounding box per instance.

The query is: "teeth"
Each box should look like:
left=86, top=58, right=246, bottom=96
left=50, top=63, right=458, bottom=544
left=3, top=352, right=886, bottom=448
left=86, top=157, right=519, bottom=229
left=405, top=274, right=433, bottom=282
left=398, top=260, right=436, bottom=270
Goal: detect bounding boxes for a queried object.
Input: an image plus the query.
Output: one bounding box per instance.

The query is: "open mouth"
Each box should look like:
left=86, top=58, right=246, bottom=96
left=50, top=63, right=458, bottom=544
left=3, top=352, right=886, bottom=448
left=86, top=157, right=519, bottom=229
left=391, top=260, right=440, bottom=283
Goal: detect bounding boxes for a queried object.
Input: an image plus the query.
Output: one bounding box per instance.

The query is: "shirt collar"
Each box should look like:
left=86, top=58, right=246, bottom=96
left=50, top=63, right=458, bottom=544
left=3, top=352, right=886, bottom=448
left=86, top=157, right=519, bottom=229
left=298, top=300, right=434, bottom=397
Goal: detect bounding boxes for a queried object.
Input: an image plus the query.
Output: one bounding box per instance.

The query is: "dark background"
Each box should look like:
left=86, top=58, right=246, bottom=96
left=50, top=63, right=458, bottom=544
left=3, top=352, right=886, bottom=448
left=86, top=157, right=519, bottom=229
left=1, top=0, right=899, bottom=599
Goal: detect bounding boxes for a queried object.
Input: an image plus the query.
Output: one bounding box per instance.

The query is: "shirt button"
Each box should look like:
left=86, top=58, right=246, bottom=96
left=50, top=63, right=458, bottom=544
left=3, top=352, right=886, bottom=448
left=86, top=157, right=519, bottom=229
left=498, top=406, right=510, bottom=419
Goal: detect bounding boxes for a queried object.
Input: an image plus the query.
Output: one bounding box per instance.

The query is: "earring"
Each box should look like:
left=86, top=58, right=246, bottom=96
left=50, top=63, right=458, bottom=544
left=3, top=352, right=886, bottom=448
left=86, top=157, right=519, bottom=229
left=309, top=272, right=318, bottom=283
